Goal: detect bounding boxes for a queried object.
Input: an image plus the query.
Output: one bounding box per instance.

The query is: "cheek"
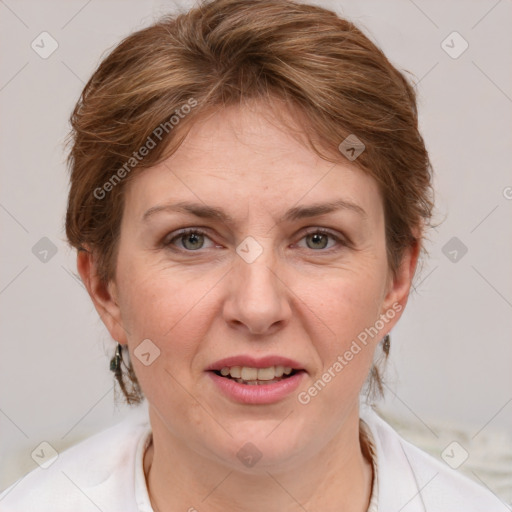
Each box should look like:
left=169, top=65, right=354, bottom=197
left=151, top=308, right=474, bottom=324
left=116, top=253, right=223, bottom=373
left=298, top=261, right=387, bottom=390
left=116, top=248, right=203, bottom=333
left=115, top=260, right=219, bottom=412
left=308, top=267, right=386, bottom=341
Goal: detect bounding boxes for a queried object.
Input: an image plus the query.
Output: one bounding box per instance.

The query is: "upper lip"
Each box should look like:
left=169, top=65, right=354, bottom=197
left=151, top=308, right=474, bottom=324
left=206, top=355, right=305, bottom=372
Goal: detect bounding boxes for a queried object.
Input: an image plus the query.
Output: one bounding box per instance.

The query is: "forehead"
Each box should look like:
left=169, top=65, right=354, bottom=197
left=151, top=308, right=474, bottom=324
left=123, top=102, right=383, bottom=225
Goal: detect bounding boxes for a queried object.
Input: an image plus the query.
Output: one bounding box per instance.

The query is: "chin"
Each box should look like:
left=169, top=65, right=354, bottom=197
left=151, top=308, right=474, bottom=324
left=206, top=420, right=310, bottom=473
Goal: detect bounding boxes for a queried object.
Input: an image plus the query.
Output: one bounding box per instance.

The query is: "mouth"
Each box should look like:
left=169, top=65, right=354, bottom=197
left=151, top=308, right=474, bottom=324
left=206, top=355, right=307, bottom=403
left=211, top=365, right=303, bottom=385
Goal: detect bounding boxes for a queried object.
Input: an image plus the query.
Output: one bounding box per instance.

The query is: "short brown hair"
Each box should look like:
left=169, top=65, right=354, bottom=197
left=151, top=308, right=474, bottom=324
left=65, top=0, right=434, bottom=404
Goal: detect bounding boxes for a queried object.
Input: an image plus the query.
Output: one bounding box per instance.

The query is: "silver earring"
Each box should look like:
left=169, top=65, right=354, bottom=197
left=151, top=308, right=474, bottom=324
left=110, top=343, right=122, bottom=373
left=382, top=334, right=390, bottom=355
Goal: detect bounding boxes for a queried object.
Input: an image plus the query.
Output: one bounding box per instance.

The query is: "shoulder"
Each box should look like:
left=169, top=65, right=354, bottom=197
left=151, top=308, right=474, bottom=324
left=360, top=406, right=503, bottom=512
left=0, top=407, right=151, bottom=512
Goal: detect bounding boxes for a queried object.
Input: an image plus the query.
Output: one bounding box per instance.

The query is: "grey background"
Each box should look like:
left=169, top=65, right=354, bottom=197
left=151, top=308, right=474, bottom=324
left=1, top=0, right=511, bottom=502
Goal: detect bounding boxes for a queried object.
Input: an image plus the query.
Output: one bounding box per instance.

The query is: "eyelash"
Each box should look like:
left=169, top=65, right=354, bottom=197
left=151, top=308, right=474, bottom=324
left=164, top=227, right=348, bottom=254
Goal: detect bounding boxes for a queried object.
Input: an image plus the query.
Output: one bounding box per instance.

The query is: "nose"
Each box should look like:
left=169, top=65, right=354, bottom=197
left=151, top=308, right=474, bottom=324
left=223, top=243, right=292, bottom=336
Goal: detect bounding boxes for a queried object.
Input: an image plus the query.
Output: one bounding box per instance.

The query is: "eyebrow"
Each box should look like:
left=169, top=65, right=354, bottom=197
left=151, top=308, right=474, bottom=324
left=142, top=199, right=367, bottom=225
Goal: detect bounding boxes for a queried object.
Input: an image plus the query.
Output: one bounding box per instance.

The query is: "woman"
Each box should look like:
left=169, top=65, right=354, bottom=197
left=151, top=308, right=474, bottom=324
left=0, top=0, right=500, bottom=510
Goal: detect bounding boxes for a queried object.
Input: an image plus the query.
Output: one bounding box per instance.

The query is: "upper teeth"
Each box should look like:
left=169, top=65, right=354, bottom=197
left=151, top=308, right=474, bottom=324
left=219, top=366, right=293, bottom=381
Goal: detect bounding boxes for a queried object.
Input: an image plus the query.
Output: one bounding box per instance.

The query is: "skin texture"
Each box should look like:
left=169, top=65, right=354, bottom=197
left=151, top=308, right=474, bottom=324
left=78, top=101, right=419, bottom=512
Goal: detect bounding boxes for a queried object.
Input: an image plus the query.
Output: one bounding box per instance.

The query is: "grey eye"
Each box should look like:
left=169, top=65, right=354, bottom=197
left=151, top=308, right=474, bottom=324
left=180, top=232, right=206, bottom=250
left=305, top=232, right=330, bottom=250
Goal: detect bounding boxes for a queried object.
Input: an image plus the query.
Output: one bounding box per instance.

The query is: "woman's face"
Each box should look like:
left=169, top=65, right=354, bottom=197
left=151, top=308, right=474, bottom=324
left=84, top=102, right=417, bottom=471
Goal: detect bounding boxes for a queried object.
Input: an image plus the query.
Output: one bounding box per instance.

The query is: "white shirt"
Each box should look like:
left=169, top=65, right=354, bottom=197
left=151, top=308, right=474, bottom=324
left=0, top=405, right=501, bottom=511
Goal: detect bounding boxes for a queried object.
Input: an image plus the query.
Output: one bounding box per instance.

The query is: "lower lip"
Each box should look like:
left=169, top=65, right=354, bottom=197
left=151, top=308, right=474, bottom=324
left=207, top=371, right=306, bottom=405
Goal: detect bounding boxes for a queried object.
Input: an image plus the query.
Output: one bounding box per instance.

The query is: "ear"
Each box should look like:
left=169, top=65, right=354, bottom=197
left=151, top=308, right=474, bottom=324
left=380, top=237, right=421, bottom=329
left=76, top=249, right=129, bottom=344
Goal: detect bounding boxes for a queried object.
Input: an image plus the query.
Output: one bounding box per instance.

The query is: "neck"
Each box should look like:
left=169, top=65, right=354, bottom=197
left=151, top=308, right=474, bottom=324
left=144, top=405, right=373, bottom=512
